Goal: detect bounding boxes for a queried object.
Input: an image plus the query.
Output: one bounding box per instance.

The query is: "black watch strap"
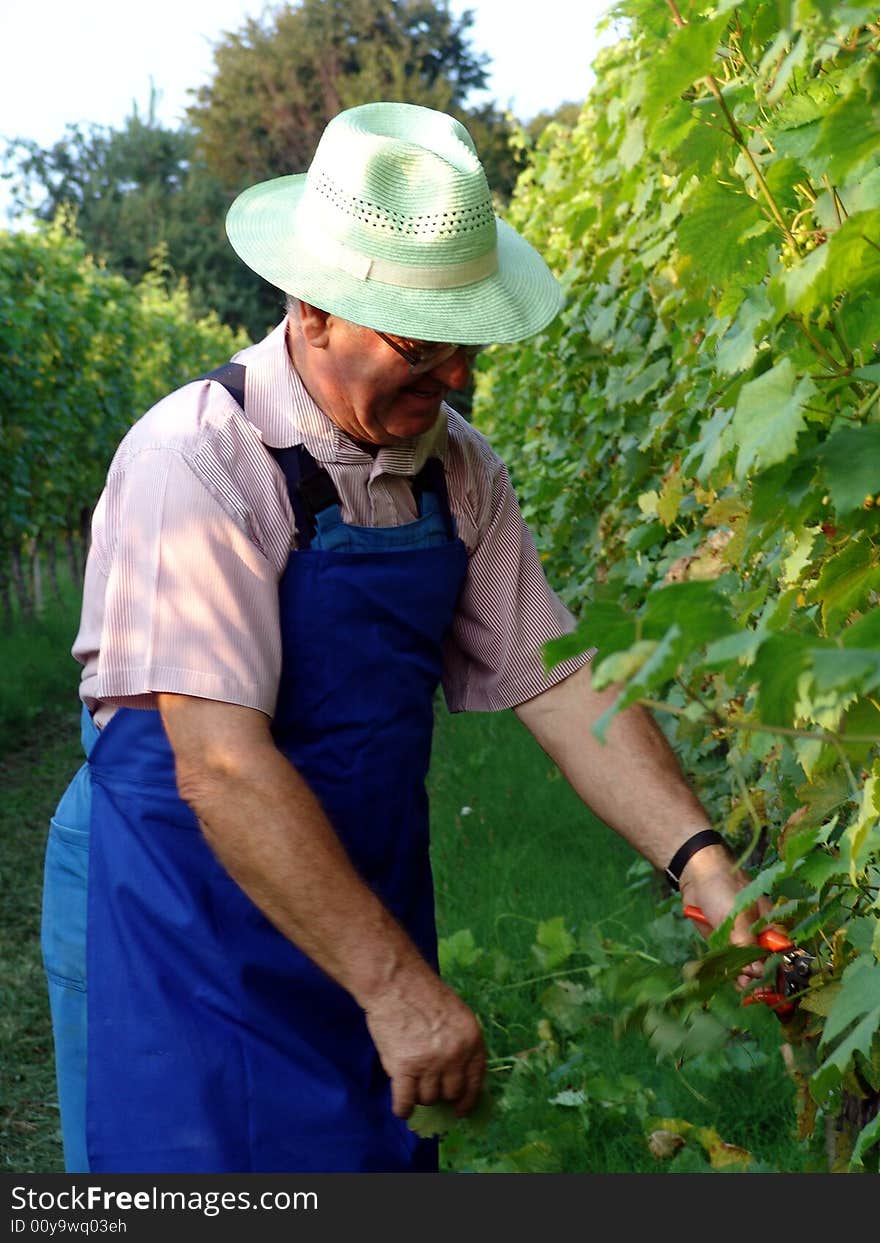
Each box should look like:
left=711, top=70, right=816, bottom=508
left=665, top=829, right=726, bottom=890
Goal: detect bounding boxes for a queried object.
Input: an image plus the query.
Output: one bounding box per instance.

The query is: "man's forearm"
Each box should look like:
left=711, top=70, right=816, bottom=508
left=158, top=693, right=428, bottom=1006
left=515, top=663, right=771, bottom=972
left=513, top=661, right=713, bottom=871
left=157, top=692, right=486, bottom=1117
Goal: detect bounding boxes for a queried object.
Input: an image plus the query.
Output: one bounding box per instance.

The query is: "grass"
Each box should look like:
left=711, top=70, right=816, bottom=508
left=0, top=571, right=83, bottom=760
left=1, top=571, right=83, bottom=1172
left=0, top=704, right=82, bottom=1173
left=0, top=600, right=813, bottom=1173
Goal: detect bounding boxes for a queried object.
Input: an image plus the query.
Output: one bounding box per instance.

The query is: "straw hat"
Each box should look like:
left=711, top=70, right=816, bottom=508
left=225, top=101, right=563, bottom=344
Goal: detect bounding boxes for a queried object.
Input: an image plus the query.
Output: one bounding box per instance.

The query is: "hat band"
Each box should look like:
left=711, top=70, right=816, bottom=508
left=307, top=230, right=498, bottom=289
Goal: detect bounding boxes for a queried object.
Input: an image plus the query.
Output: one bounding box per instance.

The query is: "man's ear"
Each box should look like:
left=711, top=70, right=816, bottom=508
left=297, top=301, right=332, bottom=348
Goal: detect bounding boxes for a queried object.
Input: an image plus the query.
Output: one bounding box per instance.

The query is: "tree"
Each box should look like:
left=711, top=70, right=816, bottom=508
left=188, top=0, right=520, bottom=196
left=524, top=100, right=584, bottom=145
left=5, top=97, right=196, bottom=285
left=3, top=94, right=280, bottom=337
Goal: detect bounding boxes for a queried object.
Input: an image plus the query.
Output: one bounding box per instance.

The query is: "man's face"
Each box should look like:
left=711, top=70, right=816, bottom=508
left=290, top=308, right=476, bottom=446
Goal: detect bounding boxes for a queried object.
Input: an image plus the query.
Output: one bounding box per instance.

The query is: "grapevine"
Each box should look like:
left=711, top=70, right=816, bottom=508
left=475, top=0, right=880, bottom=1170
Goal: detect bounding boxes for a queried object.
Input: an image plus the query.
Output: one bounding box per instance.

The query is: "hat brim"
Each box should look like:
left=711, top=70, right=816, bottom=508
left=226, top=174, right=563, bottom=344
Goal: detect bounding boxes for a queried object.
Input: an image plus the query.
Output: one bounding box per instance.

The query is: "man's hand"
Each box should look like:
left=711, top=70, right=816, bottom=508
left=364, top=971, right=486, bottom=1119
left=677, top=842, right=773, bottom=988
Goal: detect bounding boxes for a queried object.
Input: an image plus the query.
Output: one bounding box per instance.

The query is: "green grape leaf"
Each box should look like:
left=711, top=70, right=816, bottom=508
left=715, top=285, right=774, bottom=377
left=753, top=633, right=812, bottom=726
left=807, top=539, right=880, bottom=632
left=812, top=78, right=880, bottom=182
left=819, top=425, right=880, bottom=516
left=683, top=406, right=735, bottom=482
left=643, top=581, right=737, bottom=648
left=438, top=929, right=483, bottom=976
left=677, top=178, right=767, bottom=287
left=407, top=1087, right=494, bottom=1138
left=820, top=956, right=880, bottom=1050
left=532, top=916, right=576, bottom=971
left=837, top=696, right=880, bottom=765
left=539, top=980, right=592, bottom=1032
left=657, top=466, right=684, bottom=528
left=850, top=1111, right=880, bottom=1170
left=842, top=609, right=880, bottom=647
left=773, top=76, right=839, bottom=131
left=648, top=98, right=697, bottom=157
left=545, top=601, right=637, bottom=669
left=813, top=957, right=880, bottom=1105
left=799, top=981, right=842, bottom=1018
left=592, top=639, right=659, bottom=691
left=810, top=648, right=880, bottom=696
left=592, top=627, right=685, bottom=740
left=641, top=11, right=733, bottom=136
left=703, top=628, right=767, bottom=669
left=772, top=209, right=880, bottom=316
left=840, top=771, right=880, bottom=882
left=797, top=848, right=846, bottom=891
left=732, top=358, right=815, bottom=478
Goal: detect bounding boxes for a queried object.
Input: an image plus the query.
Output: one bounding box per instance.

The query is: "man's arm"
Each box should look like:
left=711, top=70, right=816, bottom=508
left=157, top=692, right=485, bottom=1118
left=513, top=662, right=768, bottom=963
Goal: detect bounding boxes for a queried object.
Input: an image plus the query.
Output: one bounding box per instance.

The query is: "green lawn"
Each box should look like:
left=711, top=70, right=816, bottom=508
left=0, top=704, right=82, bottom=1173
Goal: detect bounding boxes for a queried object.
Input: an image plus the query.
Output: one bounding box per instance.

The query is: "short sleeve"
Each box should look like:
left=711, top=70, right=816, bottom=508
left=83, top=447, right=283, bottom=715
left=441, top=456, right=592, bottom=712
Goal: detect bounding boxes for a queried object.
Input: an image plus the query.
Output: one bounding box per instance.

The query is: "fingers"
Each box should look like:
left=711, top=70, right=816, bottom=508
left=388, top=1051, right=486, bottom=1120
left=390, top=1073, right=418, bottom=1120
left=418, top=1073, right=442, bottom=1106
left=453, top=1052, right=486, bottom=1117
left=736, top=963, right=765, bottom=991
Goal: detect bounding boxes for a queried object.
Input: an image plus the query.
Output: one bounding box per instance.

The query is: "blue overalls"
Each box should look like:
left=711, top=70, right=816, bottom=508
left=42, top=418, right=469, bottom=1172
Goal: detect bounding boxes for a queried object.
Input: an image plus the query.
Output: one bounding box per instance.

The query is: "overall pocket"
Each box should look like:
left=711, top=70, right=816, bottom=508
left=41, top=765, right=90, bottom=988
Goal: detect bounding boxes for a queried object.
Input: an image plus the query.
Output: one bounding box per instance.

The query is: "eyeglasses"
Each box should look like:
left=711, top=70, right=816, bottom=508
left=374, top=330, right=483, bottom=376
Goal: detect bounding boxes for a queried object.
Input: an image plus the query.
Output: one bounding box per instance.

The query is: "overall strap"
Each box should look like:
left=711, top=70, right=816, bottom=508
left=199, top=362, right=246, bottom=409
left=196, top=361, right=339, bottom=549
left=266, top=445, right=340, bottom=550
left=411, top=457, right=456, bottom=540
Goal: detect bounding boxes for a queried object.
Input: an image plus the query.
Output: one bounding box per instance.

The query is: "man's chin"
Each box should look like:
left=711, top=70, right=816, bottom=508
left=382, top=396, right=445, bottom=440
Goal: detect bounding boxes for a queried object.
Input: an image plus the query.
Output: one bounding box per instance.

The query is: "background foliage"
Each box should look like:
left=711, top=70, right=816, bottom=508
left=474, top=0, right=880, bottom=1170
left=0, top=219, right=249, bottom=624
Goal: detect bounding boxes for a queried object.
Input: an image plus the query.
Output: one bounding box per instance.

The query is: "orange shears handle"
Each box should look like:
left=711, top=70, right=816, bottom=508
left=740, top=988, right=793, bottom=1015
left=682, top=905, right=793, bottom=952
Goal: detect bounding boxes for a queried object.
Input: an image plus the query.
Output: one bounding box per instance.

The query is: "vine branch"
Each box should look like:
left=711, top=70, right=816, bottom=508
left=637, top=697, right=880, bottom=752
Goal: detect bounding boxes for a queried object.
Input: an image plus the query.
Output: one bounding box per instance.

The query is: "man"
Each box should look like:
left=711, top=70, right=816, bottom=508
left=42, top=102, right=764, bottom=1174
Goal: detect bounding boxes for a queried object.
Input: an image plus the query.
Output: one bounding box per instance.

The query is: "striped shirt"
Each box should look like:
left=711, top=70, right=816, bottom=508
left=73, top=319, right=590, bottom=725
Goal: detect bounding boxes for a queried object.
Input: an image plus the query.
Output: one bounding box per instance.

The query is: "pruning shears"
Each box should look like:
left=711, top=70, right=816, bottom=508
left=683, top=905, right=814, bottom=1019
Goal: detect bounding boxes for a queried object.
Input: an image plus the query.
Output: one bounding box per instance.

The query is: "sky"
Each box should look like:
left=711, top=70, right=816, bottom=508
left=0, top=1, right=620, bottom=155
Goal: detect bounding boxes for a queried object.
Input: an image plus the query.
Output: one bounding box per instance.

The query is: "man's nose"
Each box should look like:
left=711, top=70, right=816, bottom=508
left=428, top=347, right=475, bottom=389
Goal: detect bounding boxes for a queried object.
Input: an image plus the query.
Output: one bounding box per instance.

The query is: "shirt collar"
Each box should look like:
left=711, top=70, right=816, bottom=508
left=234, top=317, right=449, bottom=476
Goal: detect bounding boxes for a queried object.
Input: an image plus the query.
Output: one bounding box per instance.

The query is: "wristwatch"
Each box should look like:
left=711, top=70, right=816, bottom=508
left=664, top=829, right=726, bottom=891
